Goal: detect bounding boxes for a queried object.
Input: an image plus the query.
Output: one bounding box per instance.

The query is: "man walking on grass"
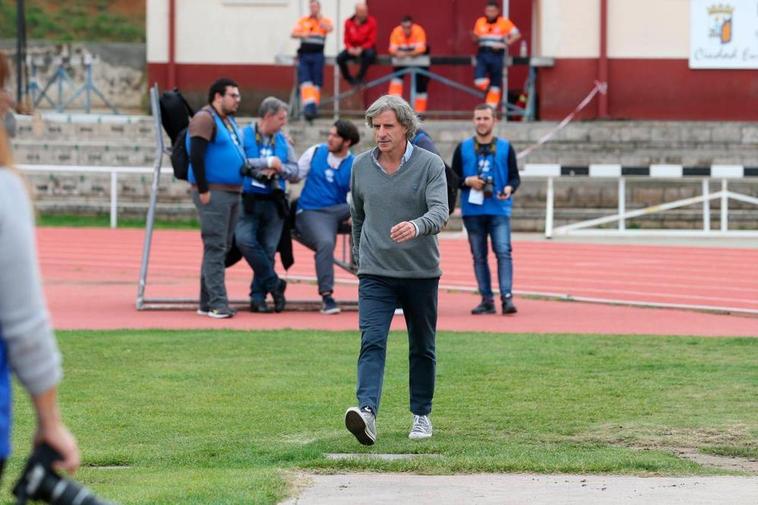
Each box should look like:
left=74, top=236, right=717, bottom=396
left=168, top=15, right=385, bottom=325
left=344, top=95, right=449, bottom=445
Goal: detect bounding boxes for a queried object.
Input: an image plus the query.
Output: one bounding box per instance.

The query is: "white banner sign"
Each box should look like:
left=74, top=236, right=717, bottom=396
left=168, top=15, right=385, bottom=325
left=690, top=0, right=758, bottom=69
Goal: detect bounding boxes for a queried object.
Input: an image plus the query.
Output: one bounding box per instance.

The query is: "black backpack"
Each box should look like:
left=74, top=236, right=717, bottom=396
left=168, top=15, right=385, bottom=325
left=412, top=130, right=459, bottom=215
left=159, top=89, right=194, bottom=180
left=443, top=162, right=460, bottom=216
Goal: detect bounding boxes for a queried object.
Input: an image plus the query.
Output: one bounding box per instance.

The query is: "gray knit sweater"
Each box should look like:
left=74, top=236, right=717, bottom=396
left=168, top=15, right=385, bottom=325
left=350, top=145, right=448, bottom=278
left=0, top=169, right=62, bottom=395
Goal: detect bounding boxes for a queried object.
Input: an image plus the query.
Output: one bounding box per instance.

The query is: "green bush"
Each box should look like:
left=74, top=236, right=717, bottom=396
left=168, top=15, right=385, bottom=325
left=0, top=0, right=145, bottom=43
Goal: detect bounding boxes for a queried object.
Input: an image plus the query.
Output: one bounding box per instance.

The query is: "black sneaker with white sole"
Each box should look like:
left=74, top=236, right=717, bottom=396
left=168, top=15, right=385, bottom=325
left=321, top=295, right=341, bottom=315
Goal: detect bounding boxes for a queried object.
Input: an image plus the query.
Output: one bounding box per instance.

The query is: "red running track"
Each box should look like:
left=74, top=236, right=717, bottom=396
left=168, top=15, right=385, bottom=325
left=37, top=227, right=758, bottom=337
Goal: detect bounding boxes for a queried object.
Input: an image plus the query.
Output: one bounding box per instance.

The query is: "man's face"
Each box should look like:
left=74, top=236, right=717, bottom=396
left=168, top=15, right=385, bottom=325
left=263, top=108, right=288, bottom=133
left=372, top=109, right=407, bottom=154
left=485, top=5, right=499, bottom=20
left=309, top=1, right=320, bottom=17
left=327, top=126, right=348, bottom=153
left=473, top=107, right=495, bottom=137
left=219, top=86, right=241, bottom=115
left=402, top=21, right=412, bottom=37
left=355, top=4, right=368, bottom=21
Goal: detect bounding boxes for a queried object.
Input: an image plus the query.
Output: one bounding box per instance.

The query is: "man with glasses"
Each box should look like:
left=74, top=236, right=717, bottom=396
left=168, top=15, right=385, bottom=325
left=188, top=78, right=245, bottom=319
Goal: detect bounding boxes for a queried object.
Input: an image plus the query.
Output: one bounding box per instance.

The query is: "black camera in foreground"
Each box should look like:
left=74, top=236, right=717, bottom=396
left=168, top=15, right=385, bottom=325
left=13, top=443, right=115, bottom=505
left=240, top=159, right=275, bottom=183
left=480, top=175, right=494, bottom=198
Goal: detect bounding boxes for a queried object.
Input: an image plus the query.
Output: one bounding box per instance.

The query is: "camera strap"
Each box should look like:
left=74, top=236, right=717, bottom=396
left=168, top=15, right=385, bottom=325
left=474, top=139, right=496, bottom=177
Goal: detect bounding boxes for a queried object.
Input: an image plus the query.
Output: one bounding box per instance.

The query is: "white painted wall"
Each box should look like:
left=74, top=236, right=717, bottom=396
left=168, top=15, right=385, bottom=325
left=147, top=0, right=359, bottom=64
left=608, top=0, right=689, bottom=58
left=148, top=0, right=694, bottom=64
left=538, top=0, right=600, bottom=58
left=147, top=0, right=169, bottom=62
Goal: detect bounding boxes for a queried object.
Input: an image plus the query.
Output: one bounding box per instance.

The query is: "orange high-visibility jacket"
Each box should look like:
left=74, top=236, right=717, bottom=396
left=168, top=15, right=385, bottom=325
left=473, top=16, right=517, bottom=50
left=389, top=23, right=427, bottom=56
left=292, top=15, right=333, bottom=47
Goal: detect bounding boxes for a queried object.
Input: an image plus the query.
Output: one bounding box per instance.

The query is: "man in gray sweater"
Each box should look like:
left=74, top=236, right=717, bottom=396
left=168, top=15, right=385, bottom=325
left=344, top=95, right=448, bottom=445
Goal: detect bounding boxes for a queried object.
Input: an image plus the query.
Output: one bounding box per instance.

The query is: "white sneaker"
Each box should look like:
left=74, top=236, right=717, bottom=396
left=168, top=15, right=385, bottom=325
left=394, top=308, right=404, bottom=316
left=409, top=414, right=432, bottom=440
left=345, top=406, right=376, bottom=446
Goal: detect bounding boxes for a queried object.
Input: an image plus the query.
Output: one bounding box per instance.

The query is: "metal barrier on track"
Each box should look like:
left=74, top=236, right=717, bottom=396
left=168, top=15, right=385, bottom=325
left=521, top=164, right=758, bottom=238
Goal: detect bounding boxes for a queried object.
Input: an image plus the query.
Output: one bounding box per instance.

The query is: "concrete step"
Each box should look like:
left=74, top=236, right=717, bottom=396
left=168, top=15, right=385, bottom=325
left=11, top=140, right=161, bottom=166
left=14, top=114, right=758, bottom=167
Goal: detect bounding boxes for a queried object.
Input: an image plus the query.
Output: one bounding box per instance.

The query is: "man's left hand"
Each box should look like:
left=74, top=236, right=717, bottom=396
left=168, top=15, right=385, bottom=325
left=390, top=221, right=417, bottom=243
left=498, top=185, right=513, bottom=200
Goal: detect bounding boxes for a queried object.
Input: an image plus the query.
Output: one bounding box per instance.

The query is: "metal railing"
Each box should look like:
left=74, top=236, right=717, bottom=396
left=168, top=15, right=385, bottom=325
left=521, top=164, right=758, bottom=238
left=18, top=163, right=171, bottom=228
left=279, top=54, right=553, bottom=120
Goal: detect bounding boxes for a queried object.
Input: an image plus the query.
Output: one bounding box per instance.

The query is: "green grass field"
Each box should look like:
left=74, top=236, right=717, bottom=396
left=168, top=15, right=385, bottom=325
left=38, top=213, right=199, bottom=229
left=1, top=330, right=755, bottom=504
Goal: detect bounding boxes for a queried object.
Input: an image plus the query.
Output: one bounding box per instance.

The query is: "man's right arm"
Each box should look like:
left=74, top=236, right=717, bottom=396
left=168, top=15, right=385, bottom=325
left=296, top=145, right=317, bottom=181
left=291, top=18, right=305, bottom=39
left=188, top=111, right=215, bottom=195
left=349, top=164, right=364, bottom=266
left=189, top=137, right=209, bottom=194
left=0, top=174, right=79, bottom=474
left=451, top=144, right=467, bottom=189
left=343, top=20, right=353, bottom=49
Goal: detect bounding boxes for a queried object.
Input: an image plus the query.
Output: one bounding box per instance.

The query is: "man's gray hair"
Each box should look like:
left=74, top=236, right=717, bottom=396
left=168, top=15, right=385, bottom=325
left=365, top=95, right=419, bottom=141
left=259, top=96, right=289, bottom=118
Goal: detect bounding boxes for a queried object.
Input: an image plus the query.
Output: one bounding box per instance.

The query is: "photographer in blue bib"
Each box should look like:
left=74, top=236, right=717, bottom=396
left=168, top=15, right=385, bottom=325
left=237, top=97, right=299, bottom=314
left=452, top=103, right=520, bottom=315
left=295, top=120, right=360, bottom=315
left=187, top=78, right=246, bottom=319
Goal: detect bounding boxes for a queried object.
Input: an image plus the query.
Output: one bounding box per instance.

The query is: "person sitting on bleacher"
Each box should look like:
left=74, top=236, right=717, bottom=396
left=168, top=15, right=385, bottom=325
left=295, top=119, right=360, bottom=314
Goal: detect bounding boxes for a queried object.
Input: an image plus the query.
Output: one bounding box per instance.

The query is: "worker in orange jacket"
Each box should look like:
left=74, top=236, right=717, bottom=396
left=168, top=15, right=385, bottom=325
left=291, top=0, right=333, bottom=120
left=387, top=16, right=430, bottom=113
left=472, top=1, right=520, bottom=110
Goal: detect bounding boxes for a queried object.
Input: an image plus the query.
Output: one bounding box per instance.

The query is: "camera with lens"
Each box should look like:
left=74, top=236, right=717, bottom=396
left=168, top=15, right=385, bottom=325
left=13, top=443, right=116, bottom=505
left=240, top=159, right=276, bottom=184
left=479, top=175, right=494, bottom=198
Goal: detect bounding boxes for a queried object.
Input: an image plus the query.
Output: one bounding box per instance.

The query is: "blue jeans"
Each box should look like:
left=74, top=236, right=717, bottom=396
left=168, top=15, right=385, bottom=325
left=474, top=50, right=505, bottom=90
left=235, top=198, right=283, bottom=302
left=356, top=275, right=438, bottom=416
left=463, top=214, right=513, bottom=301
left=298, top=52, right=325, bottom=87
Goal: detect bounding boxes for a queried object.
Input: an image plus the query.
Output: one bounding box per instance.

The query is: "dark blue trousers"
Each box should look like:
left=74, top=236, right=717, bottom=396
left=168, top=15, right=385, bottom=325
left=356, top=274, right=439, bottom=416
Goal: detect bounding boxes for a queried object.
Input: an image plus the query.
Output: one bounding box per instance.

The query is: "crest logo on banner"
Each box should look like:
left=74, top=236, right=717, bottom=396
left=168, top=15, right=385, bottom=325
left=690, top=0, right=758, bottom=69
left=707, top=4, right=734, bottom=44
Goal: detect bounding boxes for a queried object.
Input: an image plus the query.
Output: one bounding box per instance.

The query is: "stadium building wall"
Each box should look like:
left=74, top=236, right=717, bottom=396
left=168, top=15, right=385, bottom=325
left=147, top=0, right=758, bottom=119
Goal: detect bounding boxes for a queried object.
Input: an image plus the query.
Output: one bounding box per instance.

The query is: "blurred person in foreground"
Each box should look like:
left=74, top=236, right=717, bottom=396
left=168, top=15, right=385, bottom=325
left=0, top=52, right=80, bottom=480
